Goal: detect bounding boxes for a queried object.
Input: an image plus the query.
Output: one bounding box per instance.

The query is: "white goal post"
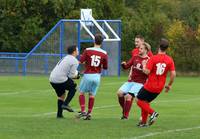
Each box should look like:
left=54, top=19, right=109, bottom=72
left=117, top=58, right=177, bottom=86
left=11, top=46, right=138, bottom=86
left=80, top=9, right=121, bottom=42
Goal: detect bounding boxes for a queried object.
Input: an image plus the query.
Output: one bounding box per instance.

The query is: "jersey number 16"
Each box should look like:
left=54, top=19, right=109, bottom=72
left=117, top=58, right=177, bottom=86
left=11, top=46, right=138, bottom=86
left=156, top=63, right=166, bottom=75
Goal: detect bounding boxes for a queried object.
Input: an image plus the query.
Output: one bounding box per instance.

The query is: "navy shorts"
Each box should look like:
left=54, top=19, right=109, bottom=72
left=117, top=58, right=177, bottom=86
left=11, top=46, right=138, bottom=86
left=137, top=87, right=159, bottom=102
left=50, top=78, right=76, bottom=97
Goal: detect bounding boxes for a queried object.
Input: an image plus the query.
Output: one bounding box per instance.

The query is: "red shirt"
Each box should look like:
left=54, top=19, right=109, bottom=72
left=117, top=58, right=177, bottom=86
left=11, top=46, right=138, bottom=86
left=132, top=48, right=153, bottom=57
left=144, top=54, right=175, bottom=93
left=122, top=56, right=149, bottom=84
left=80, top=47, right=108, bottom=74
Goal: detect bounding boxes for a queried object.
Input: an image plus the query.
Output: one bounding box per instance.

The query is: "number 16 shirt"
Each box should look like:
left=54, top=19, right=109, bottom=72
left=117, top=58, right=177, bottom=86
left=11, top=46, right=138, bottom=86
left=144, top=54, right=175, bottom=93
left=80, top=47, right=108, bottom=73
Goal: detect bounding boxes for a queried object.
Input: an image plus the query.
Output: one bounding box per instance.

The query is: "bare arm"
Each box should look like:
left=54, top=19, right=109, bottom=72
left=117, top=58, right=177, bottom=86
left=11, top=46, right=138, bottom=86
left=103, top=55, right=108, bottom=70
left=142, top=60, right=150, bottom=75
left=165, top=70, right=176, bottom=92
left=121, top=57, right=134, bottom=69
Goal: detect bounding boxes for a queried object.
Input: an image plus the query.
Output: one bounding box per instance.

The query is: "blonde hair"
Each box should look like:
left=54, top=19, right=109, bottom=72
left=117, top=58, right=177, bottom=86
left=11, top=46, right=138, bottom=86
left=143, top=42, right=151, bottom=51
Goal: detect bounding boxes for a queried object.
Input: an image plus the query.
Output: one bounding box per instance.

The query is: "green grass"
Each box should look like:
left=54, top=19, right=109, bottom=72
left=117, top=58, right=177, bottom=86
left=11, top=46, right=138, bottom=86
left=0, top=76, right=200, bottom=139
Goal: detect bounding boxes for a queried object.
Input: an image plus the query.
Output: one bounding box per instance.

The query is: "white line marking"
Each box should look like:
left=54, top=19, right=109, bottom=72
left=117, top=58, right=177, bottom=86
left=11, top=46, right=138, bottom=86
left=0, top=92, right=20, bottom=95
left=103, top=82, right=124, bottom=86
left=157, top=98, right=200, bottom=103
left=2, top=97, right=199, bottom=117
left=0, top=89, right=52, bottom=95
left=32, top=104, right=118, bottom=117
left=0, top=82, right=123, bottom=95
left=126, top=126, right=200, bottom=139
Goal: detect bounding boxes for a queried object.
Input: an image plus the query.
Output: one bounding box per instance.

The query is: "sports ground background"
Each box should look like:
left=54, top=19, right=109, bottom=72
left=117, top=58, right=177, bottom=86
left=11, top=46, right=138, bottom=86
left=1, top=1, right=200, bottom=138
left=0, top=76, right=199, bottom=139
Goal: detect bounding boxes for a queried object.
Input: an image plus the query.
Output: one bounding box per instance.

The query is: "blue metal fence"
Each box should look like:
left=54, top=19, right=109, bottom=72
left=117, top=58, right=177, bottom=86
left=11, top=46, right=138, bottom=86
left=0, top=19, right=121, bottom=76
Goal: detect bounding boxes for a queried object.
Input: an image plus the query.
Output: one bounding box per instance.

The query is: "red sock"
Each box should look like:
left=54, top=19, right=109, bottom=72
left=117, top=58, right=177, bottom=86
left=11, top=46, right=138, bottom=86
left=79, top=94, right=85, bottom=112
left=137, top=99, right=154, bottom=115
left=88, top=96, right=95, bottom=114
left=118, top=96, right=124, bottom=109
left=124, top=99, right=133, bottom=118
left=141, top=109, right=148, bottom=124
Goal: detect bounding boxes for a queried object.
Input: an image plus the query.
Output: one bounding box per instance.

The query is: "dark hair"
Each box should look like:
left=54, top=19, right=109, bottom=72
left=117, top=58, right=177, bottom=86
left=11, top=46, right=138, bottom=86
left=135, top=35, right=144, bottom=41
left=67, top=45, right=77, bottom=54
left=95, top=34, right=103, bottom=45
left=159, top=38, right=169, bottom=51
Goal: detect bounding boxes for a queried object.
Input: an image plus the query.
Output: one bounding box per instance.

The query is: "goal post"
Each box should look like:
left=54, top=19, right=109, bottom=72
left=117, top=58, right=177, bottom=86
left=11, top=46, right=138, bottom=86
left=80, top=9, right=121, bottom=42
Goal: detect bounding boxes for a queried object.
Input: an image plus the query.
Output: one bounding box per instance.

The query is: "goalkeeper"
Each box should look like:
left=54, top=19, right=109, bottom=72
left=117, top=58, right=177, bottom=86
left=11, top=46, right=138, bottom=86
left=49, top=45, right=80, bottom=118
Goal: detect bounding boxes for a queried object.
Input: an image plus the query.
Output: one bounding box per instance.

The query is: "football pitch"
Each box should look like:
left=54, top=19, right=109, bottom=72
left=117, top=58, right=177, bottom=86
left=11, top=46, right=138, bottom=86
left=0, top=76, right=200, bottom=139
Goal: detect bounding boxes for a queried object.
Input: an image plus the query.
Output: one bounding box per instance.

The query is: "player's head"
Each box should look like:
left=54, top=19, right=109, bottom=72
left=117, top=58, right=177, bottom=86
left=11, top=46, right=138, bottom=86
left=94, top=34, right=103, bottom=46
left=159, top=38, right=169, bottom=52
left=67, top=45, right=78, bottom=56
left=139, top=42, right=150, bottom=56
left=135, top=35, right=144, bottom=48
left=138, top=45, right=146, bottom=56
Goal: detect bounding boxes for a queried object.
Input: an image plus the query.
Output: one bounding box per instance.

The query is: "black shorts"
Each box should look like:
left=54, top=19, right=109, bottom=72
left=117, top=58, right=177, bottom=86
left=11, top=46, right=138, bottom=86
left=137, top=87, right=159, bottom=102
left=128, top=93, right=135, bottom=97
left=50, top=78, right=77, bottom=97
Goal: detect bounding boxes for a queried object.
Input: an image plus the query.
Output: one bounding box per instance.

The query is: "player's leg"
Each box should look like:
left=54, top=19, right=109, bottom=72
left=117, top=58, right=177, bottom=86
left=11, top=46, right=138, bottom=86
left=57, top=94, right=66, bottom=118
left=136, top=107, right=149, bottom=127
left=84, top=74, right=100, bottom=120
left=123, top=93, right=134, bottom=119
left=62, top=78, right=77, bottom=112
left=75, top=92, right=87, bottom=119
left=129, top=82, right=147, bottom=125
left=117, top=82, right=133, bottom=117
left=50, top=82, right=66, bottom=118
left=84, top=93, right=95, bottom=120
left=136, top=87, right=159, bottom=126
left=137, top=88, right=154, bottom=115
left=78, top=75, right=88, bottom=116
left=117, top=90, right=124, bottom=108
left=79, top=93, right=86, bottom=113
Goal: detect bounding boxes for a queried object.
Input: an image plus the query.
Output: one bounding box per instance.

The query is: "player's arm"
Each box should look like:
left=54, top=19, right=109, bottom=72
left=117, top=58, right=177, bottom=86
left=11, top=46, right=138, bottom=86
left=68, top=62, right=80, bottom=79
left=142, top=59, right=151, bottom=75
left=165, top=70, right=176, bottom=92
left=142, top=63, right=150, bottom=75
left=121, top=57, right=134, bottom=69
left=80, top=50, right=86, bottom=64
left=103, top=55, right=108, bottom=70
left=165, top=60, right=176, bottom=92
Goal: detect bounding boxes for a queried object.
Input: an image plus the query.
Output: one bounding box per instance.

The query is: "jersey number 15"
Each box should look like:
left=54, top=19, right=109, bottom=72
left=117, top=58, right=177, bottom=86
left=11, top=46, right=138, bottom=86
left=91, top=55, right=101, bottom=67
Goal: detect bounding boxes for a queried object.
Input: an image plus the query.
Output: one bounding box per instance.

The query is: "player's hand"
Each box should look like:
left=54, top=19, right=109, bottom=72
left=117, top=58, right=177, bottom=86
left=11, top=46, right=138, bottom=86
left=76, top=72, right=81, bottom=79
left=142, top=60, right=147, bottom=67
left=121, top=61, right=126, bottom=69
left=165, top=85, right=171, bottom=93
left=121, top=61, right=126, bottom=65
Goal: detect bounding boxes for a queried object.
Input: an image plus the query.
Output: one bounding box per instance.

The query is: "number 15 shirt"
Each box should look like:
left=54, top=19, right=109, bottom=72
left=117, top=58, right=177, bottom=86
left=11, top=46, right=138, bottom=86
left=144, top=54, right=175, bottom=93
left=80, top=47, right=108, bottom=74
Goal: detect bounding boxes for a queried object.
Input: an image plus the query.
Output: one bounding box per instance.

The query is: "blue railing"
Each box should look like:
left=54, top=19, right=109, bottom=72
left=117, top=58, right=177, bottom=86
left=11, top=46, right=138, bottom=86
left=0, top=53, right=62, bottom=75
left=0, top=19, right=121, bottom=76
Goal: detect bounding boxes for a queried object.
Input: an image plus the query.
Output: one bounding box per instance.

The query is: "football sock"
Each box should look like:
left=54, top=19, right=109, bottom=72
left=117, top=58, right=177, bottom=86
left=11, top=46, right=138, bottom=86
left=141, top=109, right=148, bottom=124
left=124, top=99, right=133, bottom=118
left=137, top=99, right=154, bottom=115
left=79, top=94, right=85, bottom=112
left=57, top=99, right=64, bottom=117
left=88, top=96, right=95, bottom=114
left=118, top=96, right=125, bottom=109
left=64, top=88, right=76, bottom=106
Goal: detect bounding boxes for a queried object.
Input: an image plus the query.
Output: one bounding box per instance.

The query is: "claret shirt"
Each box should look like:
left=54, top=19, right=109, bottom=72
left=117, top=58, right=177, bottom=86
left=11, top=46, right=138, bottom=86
left=80, top=47, right=108, bottom=74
